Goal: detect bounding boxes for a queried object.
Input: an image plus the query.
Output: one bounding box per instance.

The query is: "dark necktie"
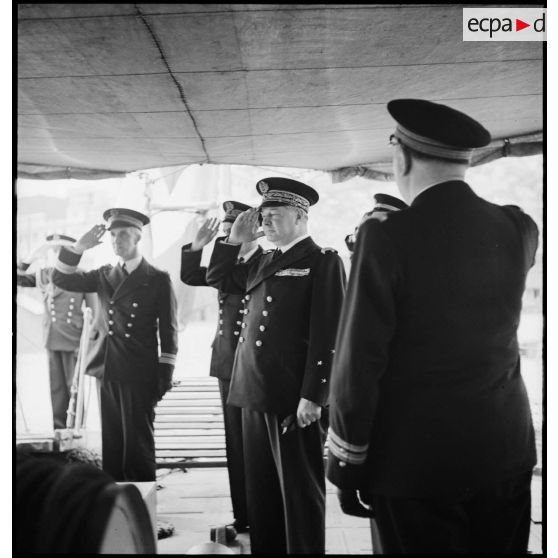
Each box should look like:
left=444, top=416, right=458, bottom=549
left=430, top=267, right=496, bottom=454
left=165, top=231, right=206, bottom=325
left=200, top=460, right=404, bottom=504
left=272, top=249, right=282, bottom=261
left=237, top=256, right=245, bottom=264
left=122, top=263, right=129, bottom=276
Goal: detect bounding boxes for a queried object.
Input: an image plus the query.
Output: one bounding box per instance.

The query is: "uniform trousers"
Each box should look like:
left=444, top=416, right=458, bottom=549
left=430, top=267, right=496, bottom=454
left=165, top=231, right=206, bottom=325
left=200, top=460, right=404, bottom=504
left=218, top=379, right=248, bottom=526
left=47, top=349, right=78, bottom=430
left=242, top=407, right=328, bottom=554
left=371, top=469, right=533, bottom=554
left=100, top=379, right=156, bottom=482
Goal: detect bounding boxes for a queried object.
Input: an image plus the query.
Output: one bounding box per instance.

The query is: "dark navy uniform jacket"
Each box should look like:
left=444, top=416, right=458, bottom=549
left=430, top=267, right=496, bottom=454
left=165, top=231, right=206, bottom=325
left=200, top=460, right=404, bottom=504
left=207, top=236, right=347, bottom=416
left=53, top=248, right=178, bottom=386
left=17, top=263, right=96, bottom=352
left=327, top=181, right=539, bottom=500
left=180, top=243, right=263, bottom=381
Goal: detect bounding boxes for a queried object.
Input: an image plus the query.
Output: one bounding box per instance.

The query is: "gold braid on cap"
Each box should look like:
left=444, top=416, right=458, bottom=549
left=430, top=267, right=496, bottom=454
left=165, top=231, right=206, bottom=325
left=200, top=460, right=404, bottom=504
left=262, top=190, right=310, bottom=213
left=394, top=124, right=473, bottom=162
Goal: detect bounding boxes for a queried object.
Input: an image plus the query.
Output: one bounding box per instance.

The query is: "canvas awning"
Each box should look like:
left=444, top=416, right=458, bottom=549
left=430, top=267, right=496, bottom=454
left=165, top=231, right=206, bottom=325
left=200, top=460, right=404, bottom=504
left=17, top=4, right=543, bottom=180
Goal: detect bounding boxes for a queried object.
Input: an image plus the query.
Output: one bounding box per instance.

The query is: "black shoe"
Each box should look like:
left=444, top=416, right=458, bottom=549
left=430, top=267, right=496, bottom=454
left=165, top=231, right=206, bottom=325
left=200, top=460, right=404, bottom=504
left=228, top=520, right=249, bottom=533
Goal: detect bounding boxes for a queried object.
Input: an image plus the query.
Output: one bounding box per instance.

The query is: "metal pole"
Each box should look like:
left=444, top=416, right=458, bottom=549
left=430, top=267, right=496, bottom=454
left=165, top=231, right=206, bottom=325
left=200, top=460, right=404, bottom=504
left=74, top=307, right=92, bottom=433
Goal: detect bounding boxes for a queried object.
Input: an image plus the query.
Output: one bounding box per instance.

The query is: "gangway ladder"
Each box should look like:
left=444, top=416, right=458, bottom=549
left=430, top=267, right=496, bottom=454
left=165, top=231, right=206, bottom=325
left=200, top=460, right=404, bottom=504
left=155, top=378, right=227, bottom=469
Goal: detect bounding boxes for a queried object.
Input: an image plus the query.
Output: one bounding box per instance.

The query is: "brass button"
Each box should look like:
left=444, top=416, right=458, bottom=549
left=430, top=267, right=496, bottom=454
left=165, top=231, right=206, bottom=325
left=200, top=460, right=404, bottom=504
left=127, top=323, right=132, bottom=327
left=70, top=298, right=75, bottom=302
left=125, top=333, right=131, bottom=338
left=108, top=330, right=114, bottom=335
left=51, top=310, right=56, bottom=315
left=219, top=330, right=224, bottom=335
left=219, top=299, right=224, bottom=304
left=239, top=337, right=244, bottom=343
left=130, top=313, right=135, bottom=318
left=132, top=302, right=138, bottom=308
left=108, top=320, right=114, bottom=325
left=67, top=312, right=72, bottom=316
left=108, top=309, right=114, bottom=315
left=317, top=360, right=323, bottom=366
left=234, top=331, right=239, bottom=335
left=259, top=325, right=266, bottom=332
left=245, top=294, right=251, bottom=301
left=51, top=318, right=56, bottom=322
left=339, top=461, right=347, bottom=468
left=255, top=340, right=262, bottom=347
left=262, top=310, right=269, bottom=317
left=69, top=305, right=74, bottom=310
left=67, top=319, right=71, bottom=323
left=110, top=300, right=114, bottom=305
left=241, top=323, right=246, bottom=328
left=321, top=378, right=327, bottom=383
left=236, top=321, right=242, bottom=325
left=219, top=309, right=223, bottom=314
left=266, top=296, right=273, bottom=302
left=219, top=319, right=224, bottom=325
left=244, top=309, right=249, bottom=315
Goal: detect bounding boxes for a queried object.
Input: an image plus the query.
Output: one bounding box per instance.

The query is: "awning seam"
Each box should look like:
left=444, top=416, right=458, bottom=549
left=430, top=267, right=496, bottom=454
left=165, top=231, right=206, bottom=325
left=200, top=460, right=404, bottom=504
left=134, top=4, right=210, bottom=164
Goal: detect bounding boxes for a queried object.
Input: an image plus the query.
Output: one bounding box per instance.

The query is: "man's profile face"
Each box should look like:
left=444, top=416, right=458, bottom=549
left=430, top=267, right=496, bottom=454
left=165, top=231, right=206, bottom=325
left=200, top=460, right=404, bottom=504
left=261, top=206, right=299, bottom=247
left=110, top=226, right=140, bottom=259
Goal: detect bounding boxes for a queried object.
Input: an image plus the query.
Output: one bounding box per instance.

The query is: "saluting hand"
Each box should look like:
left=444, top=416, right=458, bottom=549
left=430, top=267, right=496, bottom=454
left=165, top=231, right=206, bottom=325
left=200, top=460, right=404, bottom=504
left=191, top=217, right=220, bottom=251
left=75, top=224, right=106, bottom=252
left=296, top=397, right=322, bottom=428
left=228, top=208, right=265, bottom=244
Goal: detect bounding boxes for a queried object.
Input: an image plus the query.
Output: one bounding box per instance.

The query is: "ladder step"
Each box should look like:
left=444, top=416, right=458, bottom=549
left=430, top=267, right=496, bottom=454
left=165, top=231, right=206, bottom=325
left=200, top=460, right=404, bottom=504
left=158, top=399, right=222, bottom=406
left=156, top=449, right=227, bottom=457
left=155, top=429, right=225, bottom=436
left=155, top=408, right=222, bottom=415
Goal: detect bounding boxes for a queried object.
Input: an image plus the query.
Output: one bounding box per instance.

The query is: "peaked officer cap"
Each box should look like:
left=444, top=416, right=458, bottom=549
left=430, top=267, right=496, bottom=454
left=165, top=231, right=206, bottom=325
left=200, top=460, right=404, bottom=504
left=45, top=233, right=76, bottom=247
left=345, top=193, right=407, bottom=252
left=222, top=200, right=252, bottom=223
left=256, top=177, right=319, bottom=213
left=388, top=99, right=491, bottom=162
left=102, top=208, right=150, bottom=230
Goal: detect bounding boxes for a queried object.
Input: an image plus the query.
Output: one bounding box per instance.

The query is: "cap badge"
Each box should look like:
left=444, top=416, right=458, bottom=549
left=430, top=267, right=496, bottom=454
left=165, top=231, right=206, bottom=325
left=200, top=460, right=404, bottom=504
left=224, top=201, right=234, bottom=211
left=258, top=180, right=269, bottom=194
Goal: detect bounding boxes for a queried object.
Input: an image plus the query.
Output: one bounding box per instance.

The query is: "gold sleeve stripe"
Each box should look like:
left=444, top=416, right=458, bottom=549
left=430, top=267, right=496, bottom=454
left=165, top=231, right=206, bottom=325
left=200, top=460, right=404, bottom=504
left=329, top=438, right=368, bottom=465
left=54, top=260, right=77, bottom=274
left=329, top=428, right=369, bottom=453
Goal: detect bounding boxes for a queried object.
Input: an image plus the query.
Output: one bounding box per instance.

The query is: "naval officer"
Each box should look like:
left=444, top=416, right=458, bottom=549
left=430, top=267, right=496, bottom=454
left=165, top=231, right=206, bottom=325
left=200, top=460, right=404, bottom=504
left=52, top=208, right=178, bottom=482
left=206, top=177, right=347, bottom=554
left=327, top=99, right=539, bottom=553
left=17, top=234, right=97, bottom=430
left=180, top=200, right=263, bottom=532
left=344, top=193, right=408, bottom=254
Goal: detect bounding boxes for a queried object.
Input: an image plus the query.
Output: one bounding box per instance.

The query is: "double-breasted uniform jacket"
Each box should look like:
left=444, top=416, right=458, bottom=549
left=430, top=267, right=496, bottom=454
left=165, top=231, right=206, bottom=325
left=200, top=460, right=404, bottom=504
left=180, top=243, right=263, bottom=380
left=17, top=263, right=96, bottom=351
left=327, top=181, right=539, bottom=500
left=206, top=236, right=347, bottom=416
left=53, top=248, right=178, bottom=385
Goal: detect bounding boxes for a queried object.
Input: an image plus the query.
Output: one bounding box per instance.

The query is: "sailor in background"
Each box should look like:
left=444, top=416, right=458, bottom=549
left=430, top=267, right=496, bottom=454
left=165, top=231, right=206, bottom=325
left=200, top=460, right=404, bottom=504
left=206, top=178, right=347, bottom=554
left=17, top=234, right=97, bottom=430
left=344, top=193, right=408, bottom=254
left=52, top=209, right=178, bottom=482
left=327, top=99, right=538, bottom=553
left=180, top=200, right=263, bottom=533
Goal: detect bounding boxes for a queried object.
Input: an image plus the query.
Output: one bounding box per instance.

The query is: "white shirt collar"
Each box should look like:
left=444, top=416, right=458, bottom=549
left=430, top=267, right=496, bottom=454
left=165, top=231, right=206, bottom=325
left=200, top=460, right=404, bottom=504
left=119, top=253, right=143, bottom=273
left=239, top=245, right=260, bottom=263
left=277, top=233, right=310, bottom=254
